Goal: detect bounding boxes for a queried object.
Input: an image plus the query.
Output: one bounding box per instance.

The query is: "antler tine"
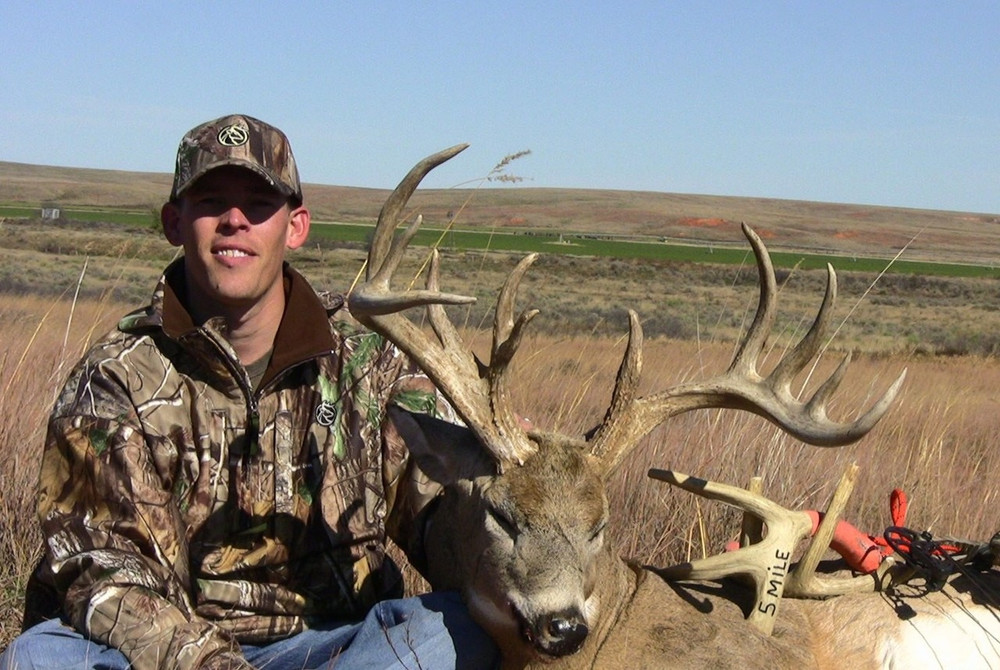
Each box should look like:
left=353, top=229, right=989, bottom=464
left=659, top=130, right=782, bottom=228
left=730, top=223, right=778, bottom=377
left=588, top=310, right=644, bottom=473
left=783, top=463, right=885, bottom=599
left=367, top=144, right=469, bottom=281
left=425, top=249, right=467, bottom=351
left=357, top=144, right=476, bottom=314
left=732, top=223, right=840, bottom=401
left=493, top=254, right=541, bottom=361
left=765, top=263, right=836, bottom=390
left=350, top=145, right=539, bottom=468
left=489, top=254, right=541, bottom=454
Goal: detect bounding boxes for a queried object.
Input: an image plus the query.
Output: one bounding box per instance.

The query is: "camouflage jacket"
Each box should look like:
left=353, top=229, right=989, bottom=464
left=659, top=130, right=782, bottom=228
left=29, top=260, right=447, bottom=669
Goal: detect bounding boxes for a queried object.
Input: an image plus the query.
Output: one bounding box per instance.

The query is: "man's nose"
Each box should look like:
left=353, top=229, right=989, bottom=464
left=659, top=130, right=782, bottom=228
left=219, top=206, right=251, bottom=228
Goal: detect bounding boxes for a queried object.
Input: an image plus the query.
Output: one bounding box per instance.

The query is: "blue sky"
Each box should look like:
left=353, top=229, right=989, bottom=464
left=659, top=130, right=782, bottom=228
left=2, top=2, right=997, bottom=214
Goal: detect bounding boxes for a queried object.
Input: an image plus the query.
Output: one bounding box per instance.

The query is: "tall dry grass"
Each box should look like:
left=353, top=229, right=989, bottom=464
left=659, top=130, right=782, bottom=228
left=0, top=287, right=125, bottom=647
left=2, top=281, right=999, bottom=650
left=503, top=331, right=1000, bottom=566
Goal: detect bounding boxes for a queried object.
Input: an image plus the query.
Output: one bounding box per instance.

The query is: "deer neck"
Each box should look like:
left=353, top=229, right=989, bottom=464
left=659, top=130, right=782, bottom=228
left=579, top=548, right=644, bottom=662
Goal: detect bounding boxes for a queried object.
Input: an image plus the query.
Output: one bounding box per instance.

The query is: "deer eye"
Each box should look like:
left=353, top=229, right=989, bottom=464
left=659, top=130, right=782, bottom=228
left=487, top=505, right=519, bottom=540
left=589, top=520, right=607, bottom=543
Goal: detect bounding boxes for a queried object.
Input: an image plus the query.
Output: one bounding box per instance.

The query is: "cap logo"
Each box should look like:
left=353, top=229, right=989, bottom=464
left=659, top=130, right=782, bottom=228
left=217, top=123, right=249, bottom=147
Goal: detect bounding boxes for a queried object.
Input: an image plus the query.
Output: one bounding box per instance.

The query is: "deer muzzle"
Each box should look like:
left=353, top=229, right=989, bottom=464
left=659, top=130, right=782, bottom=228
left=519, top=607, right=590, bottom=658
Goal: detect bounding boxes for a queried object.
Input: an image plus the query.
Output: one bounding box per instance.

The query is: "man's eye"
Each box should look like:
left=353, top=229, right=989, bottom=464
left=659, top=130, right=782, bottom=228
left=248, top=198, right=283, bottom=215
left=193, top=196, right=223, bottom=209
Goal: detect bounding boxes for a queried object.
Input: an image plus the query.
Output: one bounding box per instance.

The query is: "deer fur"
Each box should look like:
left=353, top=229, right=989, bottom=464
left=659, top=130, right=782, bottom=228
left=394, top=408, right=1000, bottom=669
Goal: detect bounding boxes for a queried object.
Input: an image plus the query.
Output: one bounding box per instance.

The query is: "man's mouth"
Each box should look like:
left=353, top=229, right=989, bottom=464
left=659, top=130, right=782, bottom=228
left=214, top=248, right=253, bottom=258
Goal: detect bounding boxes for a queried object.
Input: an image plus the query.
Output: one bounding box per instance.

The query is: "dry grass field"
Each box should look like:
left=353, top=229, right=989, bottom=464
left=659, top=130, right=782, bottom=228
left=3, top=289, right=1000, bottom=649
left=1, top=162, right=999, bottom=650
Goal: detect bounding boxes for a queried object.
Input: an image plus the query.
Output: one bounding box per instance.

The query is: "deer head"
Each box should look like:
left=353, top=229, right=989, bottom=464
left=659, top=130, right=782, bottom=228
left=348, top=146, right=906, bottom=663
left=387, top=407, right=609, bottom=662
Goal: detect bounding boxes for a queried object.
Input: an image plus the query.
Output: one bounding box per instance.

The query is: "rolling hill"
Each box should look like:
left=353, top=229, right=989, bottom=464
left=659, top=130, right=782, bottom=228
left=1, top=160, right=998, bottom=266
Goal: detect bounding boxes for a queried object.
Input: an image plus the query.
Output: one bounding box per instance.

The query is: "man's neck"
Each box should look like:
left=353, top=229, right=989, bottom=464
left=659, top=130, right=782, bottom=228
left=188, top=285, right=286, bottom=365
left=224, top=306, right=282, bottom=365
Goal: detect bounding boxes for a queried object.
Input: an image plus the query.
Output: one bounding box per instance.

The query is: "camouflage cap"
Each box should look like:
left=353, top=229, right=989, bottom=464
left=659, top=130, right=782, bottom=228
left=170, top=114, right=303, bottom=203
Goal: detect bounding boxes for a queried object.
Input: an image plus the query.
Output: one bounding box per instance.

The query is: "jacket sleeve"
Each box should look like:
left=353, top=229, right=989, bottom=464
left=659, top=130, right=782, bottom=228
left=37, top=357, right=247, bottom=670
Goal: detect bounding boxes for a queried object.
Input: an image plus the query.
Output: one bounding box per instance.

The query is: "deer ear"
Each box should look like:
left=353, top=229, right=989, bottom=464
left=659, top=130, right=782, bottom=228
left=386, top=405, right=497, bottom=485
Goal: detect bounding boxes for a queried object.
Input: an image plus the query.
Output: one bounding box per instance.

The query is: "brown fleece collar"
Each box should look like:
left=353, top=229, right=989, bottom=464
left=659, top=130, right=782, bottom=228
left=161, top=260, right=339, bottom=381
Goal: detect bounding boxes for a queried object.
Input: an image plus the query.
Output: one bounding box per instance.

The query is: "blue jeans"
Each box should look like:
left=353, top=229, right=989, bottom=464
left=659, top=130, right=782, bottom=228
left=0, top=592, right=499, bottom=670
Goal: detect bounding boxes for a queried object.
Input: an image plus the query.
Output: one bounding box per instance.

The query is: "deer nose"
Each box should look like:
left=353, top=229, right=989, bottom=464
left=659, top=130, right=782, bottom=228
left=540, top=611, right=589, bottom=656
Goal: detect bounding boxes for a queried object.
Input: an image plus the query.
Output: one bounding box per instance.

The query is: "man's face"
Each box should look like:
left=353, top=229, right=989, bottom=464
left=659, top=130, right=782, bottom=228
left=161, top=166, right=310, bottom=318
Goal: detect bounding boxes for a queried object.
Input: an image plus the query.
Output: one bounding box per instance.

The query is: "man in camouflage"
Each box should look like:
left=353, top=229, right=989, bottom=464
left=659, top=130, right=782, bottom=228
left=0, top=115, right=499, bottom=669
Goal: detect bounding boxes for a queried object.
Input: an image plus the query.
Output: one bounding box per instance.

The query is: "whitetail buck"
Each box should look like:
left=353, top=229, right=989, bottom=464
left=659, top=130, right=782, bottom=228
left=350, top=146, right=1000, bottom=668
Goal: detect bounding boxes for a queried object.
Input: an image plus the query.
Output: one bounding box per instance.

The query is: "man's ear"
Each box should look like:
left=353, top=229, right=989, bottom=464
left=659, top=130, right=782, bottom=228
left=286, top=204, right=311, bottom=250
left=160, top=202, right=183, bottom=247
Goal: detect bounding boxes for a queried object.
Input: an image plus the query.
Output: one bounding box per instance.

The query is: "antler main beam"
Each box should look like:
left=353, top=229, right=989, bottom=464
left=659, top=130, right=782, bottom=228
left=590, top=223, right=906, bottom=475
left=349, top=144, right=538, bottom=467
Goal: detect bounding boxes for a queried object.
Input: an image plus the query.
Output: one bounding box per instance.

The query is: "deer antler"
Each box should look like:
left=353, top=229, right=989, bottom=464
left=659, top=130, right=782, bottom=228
left=650, top=463, right=905, bottom=635
left=589, top=223, right=906, bottom=475
left=351, top=150, right=903, bottom=474
left=349, top=144, right=539, bottom=467
left=648, top=468, right=816, bottom=635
